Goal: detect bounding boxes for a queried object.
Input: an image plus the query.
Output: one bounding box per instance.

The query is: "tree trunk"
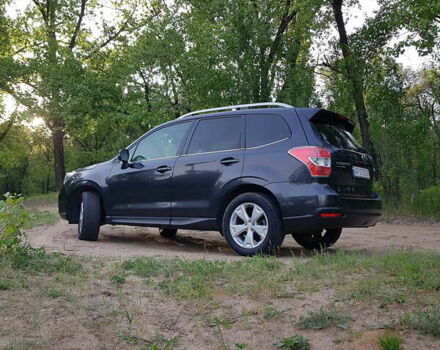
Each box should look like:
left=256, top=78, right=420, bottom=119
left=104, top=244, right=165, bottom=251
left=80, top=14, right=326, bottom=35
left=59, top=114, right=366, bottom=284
left=52, top=127, right=65, bottom=190
left=331, top=0, right=378, bottom=165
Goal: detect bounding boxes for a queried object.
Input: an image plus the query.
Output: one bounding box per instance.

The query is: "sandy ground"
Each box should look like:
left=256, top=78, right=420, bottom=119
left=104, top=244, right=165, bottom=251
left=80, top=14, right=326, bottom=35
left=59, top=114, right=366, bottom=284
left=4, top=217, right=437, bottom=350
left=26, top=219, right=440, bottom=260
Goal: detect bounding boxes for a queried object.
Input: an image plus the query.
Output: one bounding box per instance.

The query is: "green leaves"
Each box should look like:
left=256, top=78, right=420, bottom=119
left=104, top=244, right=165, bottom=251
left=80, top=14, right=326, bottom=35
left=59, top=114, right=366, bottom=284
left=0, top=193, right=28, bottom=251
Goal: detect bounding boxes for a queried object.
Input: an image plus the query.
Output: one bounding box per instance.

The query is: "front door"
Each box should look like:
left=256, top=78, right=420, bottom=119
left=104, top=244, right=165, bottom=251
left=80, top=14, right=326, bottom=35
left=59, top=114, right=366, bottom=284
left=106, top=121, right=192, bottom=219
left=172, top=115, right=245, bottom=219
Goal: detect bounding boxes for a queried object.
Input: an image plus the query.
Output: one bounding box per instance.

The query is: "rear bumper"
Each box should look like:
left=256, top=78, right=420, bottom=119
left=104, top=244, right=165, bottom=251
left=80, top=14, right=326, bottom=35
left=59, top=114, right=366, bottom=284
left=265, top=182, right=382, bottom=233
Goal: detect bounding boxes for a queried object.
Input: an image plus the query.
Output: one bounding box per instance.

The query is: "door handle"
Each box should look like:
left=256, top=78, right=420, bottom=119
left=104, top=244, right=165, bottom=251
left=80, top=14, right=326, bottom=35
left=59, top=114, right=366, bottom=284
left=220, top=157, right=239, bottom=165
left=156, top=165, right=172, bottom=173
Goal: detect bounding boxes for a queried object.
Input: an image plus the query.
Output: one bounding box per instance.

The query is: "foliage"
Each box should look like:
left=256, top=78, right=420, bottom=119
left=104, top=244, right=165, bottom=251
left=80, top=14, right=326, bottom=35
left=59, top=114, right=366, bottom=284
left=413, top=185, right=440, bottom=217
left=0, top=193, right=28, bottom=251
left=0, top=0, right=438, bottom=216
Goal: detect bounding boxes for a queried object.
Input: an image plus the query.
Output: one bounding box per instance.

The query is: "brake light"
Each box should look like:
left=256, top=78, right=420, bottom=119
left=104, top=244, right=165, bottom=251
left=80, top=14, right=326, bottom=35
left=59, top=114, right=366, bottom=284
left=320, top=213, right=342, bottom=218
left=288, top=146, right=332, bottom=177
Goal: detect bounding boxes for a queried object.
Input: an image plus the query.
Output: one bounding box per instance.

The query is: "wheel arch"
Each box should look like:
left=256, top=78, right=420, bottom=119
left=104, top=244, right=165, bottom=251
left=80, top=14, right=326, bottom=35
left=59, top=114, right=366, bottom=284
left=216, top=180, right=282, bottom=230
left=68, top=181, right=105, bottom=223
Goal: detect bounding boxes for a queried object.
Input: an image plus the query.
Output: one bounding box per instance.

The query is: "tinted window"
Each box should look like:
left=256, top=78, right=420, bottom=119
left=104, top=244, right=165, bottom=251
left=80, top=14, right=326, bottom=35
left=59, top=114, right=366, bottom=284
left=132, top=122, right=191, bottom=161
left=187, top=117, right=243, bottom=154
left=314, top=123, right=363, bottom=151
left=246, top=114, right=291, bottom=148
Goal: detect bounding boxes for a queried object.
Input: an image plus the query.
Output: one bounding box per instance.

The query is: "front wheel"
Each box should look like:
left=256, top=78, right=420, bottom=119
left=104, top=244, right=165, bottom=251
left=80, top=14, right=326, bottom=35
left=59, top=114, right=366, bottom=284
left=222, top=193, right=284, bottom=256
left=292, top=228, right=342, bottom=250
left=78, top=191, right=101, bottom=241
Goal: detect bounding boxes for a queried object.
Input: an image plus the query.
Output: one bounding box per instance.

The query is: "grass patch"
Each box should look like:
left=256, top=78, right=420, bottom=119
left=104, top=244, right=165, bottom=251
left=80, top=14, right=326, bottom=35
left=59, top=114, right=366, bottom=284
left=41, top=286, right=69, bottom=299
left=263, top=306, right=290, bottom=319
left=142, top=333, right=180, bottom=350
left=273, top=335, right=310, bottom=350
left=297, top=308, right=352, bottom=330
left=0, top=280, right=13, bottom=290
left=122, top=255, right=282, bottom=299
left=5, top=247, right=82, bottom=274
left=24, top=210, right=59, bottom=229
left=110, top=274, right=126, bottom=285
left=402, top=308, right=440, bottom=337
left=119, top=250, right=440, bottom=303
left=24, top=192, right=58, bottom=210
left=378, top=332, right=403, bottom=350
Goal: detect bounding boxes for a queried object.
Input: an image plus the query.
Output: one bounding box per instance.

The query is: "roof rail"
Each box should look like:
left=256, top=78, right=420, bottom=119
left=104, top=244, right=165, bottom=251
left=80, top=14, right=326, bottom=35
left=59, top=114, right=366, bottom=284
left=178, top=102, right=294, bottom=119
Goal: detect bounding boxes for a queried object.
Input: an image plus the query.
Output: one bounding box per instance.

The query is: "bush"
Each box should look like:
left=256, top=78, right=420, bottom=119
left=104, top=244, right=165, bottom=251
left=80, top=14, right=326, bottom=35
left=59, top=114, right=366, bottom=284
left=413, top=185, right=440, bottom=217
left=0, top=193, right=29, bottom=252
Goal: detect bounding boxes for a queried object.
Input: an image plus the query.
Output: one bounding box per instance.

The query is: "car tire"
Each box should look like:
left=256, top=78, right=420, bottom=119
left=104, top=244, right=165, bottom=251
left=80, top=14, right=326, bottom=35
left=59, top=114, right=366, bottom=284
left=78, top=191, right=101, bottom=241
left=292, top=228, right=342, bottom=250
left=159, top=228, right=177, bottom=238
left=222, top=192, right=284, bottom=256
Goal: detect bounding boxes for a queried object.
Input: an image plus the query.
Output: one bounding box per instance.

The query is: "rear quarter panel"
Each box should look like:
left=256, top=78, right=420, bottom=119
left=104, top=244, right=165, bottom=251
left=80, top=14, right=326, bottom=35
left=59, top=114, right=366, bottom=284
left=242, top=109, right=310, bottom=184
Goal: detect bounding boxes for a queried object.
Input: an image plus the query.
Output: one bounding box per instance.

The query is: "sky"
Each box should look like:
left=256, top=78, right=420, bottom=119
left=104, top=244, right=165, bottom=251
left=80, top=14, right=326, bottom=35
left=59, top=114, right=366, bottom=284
left=2, top=0, right=431, bottom=121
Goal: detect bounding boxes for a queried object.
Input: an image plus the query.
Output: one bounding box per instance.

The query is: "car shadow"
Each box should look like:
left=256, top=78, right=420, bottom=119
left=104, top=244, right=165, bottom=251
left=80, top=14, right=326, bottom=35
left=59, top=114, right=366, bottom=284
left=98, top=225, right=336, bottom=259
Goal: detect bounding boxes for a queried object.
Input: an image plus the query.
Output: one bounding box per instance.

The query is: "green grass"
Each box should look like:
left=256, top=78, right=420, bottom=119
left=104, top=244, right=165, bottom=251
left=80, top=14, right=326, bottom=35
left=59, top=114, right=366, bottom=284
left=378, top=332, right=403, bottom=350
left=121, top=255, right=282, bottom=299
left=273, top=335, right=310, bottom=350
left=24, top=210, right=59, bottom=229
left=0, top=246, right=439, bottom=349
left=41, top=286, right=69, bottom=299
left=296, top=308, right=352, bottom=330
left=20, top=192, right=59, bottom=229
left=110, top=274, right=126, bottom=285
left=142, top=333, right=180, bottom=350
left=1, top=246, right=82, bottom=275
left=263, top=306, right=283, bottom=319
left=118, top=250, right=440, bottom=303
left=402, top=308, right=440, bottom=337
left=0, top=280, right=13, bottom=290
left=24, top=192, right=58, bottom=209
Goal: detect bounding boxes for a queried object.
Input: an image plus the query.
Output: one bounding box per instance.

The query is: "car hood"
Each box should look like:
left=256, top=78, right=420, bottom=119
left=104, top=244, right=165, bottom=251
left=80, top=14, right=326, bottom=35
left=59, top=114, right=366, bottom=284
left=74, top=159, right=114, bottom=173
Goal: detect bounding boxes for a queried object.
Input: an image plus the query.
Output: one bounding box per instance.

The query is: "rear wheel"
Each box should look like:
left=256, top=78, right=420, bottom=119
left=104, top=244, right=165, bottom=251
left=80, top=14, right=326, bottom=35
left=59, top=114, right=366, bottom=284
left=78, top=191, right=101, bottom=241
left=159, top=228, right=177, bottom=238
left=222, top=193, right=284, bottom=256
left=292, top=228, right=342, bottom=250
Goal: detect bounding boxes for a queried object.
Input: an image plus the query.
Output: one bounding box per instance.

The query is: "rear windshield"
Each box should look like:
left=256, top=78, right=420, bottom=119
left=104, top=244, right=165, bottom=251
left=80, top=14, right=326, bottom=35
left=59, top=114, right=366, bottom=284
left=314, top=123, right=363, bottom=151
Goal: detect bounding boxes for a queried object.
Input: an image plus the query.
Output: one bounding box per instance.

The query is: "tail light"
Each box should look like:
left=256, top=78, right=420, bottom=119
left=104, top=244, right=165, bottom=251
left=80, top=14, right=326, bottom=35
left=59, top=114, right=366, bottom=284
left=288, top=146, right=331, bottom=177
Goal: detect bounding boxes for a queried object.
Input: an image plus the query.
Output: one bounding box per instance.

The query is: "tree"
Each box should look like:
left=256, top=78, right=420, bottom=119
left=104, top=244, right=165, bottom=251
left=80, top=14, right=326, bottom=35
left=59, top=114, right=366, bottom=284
left=1, top=0, right=139, bottom=189
left=329, top=0, right=377, bottom=161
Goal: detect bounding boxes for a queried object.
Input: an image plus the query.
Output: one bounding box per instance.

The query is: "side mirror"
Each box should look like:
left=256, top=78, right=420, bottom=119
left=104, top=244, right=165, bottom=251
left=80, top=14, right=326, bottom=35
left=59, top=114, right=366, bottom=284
left=117, top=149, right=129, bottom=163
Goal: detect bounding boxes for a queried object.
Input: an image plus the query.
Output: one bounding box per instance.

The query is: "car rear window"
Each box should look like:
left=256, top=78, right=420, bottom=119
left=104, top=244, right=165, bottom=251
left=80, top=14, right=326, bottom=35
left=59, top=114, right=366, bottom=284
left=187, top=116, right=243, bottom=154
left=314, top=123, right=363, bottom=151
left=246, top=114, right=291, bottom=148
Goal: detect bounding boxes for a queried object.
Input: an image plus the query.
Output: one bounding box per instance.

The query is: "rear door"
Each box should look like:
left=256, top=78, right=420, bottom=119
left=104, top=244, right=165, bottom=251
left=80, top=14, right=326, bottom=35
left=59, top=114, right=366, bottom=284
left=309, top=112, right=374, bottom=197
left=171, top=115, right=245, bottom=218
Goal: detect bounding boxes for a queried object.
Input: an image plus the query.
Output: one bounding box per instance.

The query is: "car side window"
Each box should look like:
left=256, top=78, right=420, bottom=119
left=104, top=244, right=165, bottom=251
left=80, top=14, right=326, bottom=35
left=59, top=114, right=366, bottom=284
left=246, top=114, right=291, bottom=148
left=187, top=117, right=243, bottom=154
left=131, top=122, right=191, bottom=161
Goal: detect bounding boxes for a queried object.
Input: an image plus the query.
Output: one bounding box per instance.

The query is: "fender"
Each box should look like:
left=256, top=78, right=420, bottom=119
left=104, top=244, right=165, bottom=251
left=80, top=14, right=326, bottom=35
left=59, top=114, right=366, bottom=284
left=215, top=176, right=279, bottom=225
left=68, top=180, right=107, bottom=220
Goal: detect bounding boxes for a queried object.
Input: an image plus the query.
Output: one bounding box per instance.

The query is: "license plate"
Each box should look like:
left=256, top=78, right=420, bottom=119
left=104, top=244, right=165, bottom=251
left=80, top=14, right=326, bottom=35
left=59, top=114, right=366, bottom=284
left=352, top=166, right=370, bottom=179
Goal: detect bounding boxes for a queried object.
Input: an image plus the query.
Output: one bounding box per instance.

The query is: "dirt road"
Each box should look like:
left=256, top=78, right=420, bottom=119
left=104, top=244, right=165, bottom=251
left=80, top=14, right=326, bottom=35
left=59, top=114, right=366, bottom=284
left=26, top=219, right=440, bottom=260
